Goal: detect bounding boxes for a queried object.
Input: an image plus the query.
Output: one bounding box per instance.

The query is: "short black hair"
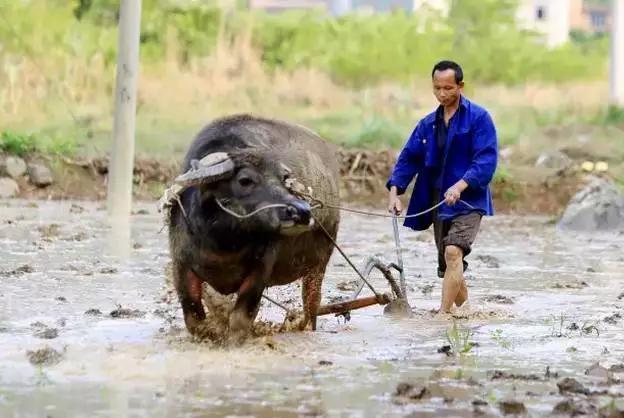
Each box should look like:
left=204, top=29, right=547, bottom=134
left=431, top=60, right=464, bottom=84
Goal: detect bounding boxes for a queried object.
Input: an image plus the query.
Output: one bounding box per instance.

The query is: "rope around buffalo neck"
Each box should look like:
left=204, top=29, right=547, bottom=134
left=215, top=199, right=290, bottom=219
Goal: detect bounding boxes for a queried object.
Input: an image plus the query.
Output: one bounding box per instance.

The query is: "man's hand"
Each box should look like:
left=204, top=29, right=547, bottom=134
left=388, top=186, right=403, bottom=214
left=444, top=180, right=468, bottom=206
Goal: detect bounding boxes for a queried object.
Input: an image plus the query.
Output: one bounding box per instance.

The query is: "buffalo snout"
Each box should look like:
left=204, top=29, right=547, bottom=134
left=280, top=199, right=312, bottom=229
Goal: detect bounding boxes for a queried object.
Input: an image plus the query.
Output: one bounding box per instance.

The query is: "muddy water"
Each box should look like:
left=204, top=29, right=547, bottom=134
left=1, top=199, right=623, bottom=417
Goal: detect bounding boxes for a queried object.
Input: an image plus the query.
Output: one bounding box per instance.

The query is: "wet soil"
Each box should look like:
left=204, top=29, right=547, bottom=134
left=1, top=199, right=623, bottom=417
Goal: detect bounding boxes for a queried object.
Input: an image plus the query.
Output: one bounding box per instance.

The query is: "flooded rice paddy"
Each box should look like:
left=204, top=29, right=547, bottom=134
left=0, top=199, right=623, bottom=417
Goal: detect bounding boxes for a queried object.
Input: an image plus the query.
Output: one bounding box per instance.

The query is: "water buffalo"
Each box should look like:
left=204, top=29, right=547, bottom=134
left=166, top=114, right=340, bottom=342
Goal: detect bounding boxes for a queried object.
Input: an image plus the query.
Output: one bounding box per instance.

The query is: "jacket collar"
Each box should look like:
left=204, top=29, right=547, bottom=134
left=436, top=95, right=468, bottom=115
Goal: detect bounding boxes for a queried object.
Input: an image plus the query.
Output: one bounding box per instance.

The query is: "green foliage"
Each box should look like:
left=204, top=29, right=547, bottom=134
left=0, top=131, right=37, bottom=156
left=1, top=0, right=609, bottom=88
left=604, top=106, right=624, bottom=125
left=493, top=165, right=512, bottom=184
left=43, top=136, right=78, bottom=156
left=0, top=130, right=78, bottom=157
left=253, top=0, right=608, bottom=86
left=345, top=116, right=406, bottom=149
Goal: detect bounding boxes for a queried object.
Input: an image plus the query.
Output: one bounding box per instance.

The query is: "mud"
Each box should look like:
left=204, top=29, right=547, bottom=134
left=1, top=200, right=624, bottom=417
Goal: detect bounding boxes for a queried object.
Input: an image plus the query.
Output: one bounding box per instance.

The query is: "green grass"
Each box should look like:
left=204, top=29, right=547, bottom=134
left=0, top=131, right=37, bottom=156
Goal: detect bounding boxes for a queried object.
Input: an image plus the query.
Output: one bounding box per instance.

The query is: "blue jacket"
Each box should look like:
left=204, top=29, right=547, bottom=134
left=386, top=96, right=498, bottom=231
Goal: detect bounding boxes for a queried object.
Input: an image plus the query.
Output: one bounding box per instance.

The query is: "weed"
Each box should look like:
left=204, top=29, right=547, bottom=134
left=491, top=328, right=513, bottom=350
left=445, top=321, right=477, bottom=355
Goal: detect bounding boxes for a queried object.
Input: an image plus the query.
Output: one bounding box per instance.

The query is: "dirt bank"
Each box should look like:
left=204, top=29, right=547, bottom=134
left=3, top=150, right=590, bottom=216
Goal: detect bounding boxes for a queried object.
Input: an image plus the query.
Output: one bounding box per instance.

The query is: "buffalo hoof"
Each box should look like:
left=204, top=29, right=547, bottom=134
left=281, top=310, right=312, bottom=332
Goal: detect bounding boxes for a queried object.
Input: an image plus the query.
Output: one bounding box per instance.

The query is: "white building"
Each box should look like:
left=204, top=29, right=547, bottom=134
left=515, top=0, right=571, bottom=47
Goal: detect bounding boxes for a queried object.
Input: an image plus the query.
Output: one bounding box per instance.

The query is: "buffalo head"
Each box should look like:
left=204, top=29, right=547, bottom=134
left=175, top=151, right=313, bottom=235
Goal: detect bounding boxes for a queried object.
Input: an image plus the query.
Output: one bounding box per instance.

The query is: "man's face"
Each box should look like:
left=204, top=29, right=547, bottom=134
left=433, top=69, right=463, bottom=107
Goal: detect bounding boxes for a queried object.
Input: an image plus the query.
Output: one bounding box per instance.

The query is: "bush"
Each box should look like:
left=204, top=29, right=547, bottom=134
left=0, top=131, right=37, bottom=156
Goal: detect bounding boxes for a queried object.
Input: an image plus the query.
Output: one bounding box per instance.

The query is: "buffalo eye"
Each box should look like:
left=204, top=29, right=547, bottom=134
left=238, top=177, right=254, bottom=187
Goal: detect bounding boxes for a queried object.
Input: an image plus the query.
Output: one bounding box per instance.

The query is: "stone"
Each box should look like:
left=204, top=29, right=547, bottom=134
left=0, top=177, right=19, bottom=197
left=558, top=177, right=624, bottom=231
left=27, top=163, right=53, bottom=187
left=535, top=150, right=573, bottom=170
left=3, top=156, right=27, bottom=179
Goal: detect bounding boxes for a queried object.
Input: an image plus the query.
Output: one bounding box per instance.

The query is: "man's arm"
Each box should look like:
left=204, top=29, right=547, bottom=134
left=445, top=112, right=497, bottom=206
left=386, top=123, right=425, bottom=212
left=461, top=111, right=498, bottom=190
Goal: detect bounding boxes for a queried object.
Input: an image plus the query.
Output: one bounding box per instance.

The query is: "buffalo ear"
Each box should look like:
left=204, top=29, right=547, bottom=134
left=174, top=152, right=235, bottom=187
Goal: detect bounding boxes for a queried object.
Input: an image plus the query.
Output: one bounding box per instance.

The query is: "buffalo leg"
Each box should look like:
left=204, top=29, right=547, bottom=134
left=228, top=275, right=265, bottom=343
left=301, top=268, right=325, bottom=331
left=173, top=262, right=206, bottom=336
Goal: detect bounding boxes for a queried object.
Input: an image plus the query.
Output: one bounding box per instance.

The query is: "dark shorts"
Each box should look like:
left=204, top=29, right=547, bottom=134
left=433, top=211, right=482, bottom=278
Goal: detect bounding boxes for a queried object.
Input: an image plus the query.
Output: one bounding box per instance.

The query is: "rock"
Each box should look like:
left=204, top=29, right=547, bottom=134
left=110, top=307, right=145, bottom=318
left=553, top=399, right=594, bottom=415
left=498, top=400, right=527, bottom=415
left=535, top=150, right=573, bottom=170
left=3, top=156, right=27, bottom=179
left=476, top=255, right=500, bottom=268
left=34, top=327, right=59, bottom=339
left=394, top=383, right=430, bottom=401
left=557, top=377, right=590, bottom=395
left=0, top=177, right=19, bottom=197
left=437, top=345, right=452, bottom=356
left=27, top=163, right=53, bottom=187
left=609, top=364, right=624, bottom=372
left=70, top=204, right=85, bottom=214
left=0, top=264, right=34, bottom=276
left=604, top=313, right=622, bottom=324
left=85, top=308, right=102, bottom=316
left=484, top=295, right=514, bottom=304
left=558, top=177, right=624, bottom=232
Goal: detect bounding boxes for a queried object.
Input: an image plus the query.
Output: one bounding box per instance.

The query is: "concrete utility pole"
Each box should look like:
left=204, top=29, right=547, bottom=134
left=611, top=0, right=624, bottom=106
left=107, top=0, right=142, bottom=220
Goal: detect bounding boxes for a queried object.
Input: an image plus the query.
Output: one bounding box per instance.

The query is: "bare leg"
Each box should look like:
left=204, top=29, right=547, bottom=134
left=455, top=279, right=468, bottom=307
left=439, top=245, right=466, bottom=313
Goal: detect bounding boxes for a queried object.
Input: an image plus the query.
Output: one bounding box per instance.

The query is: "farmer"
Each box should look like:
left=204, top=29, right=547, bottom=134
left=386, top=60, right=498, bottom=314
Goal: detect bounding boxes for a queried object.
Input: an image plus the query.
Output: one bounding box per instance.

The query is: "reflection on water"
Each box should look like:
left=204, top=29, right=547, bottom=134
left=0, top=199, right=623, bottom=417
